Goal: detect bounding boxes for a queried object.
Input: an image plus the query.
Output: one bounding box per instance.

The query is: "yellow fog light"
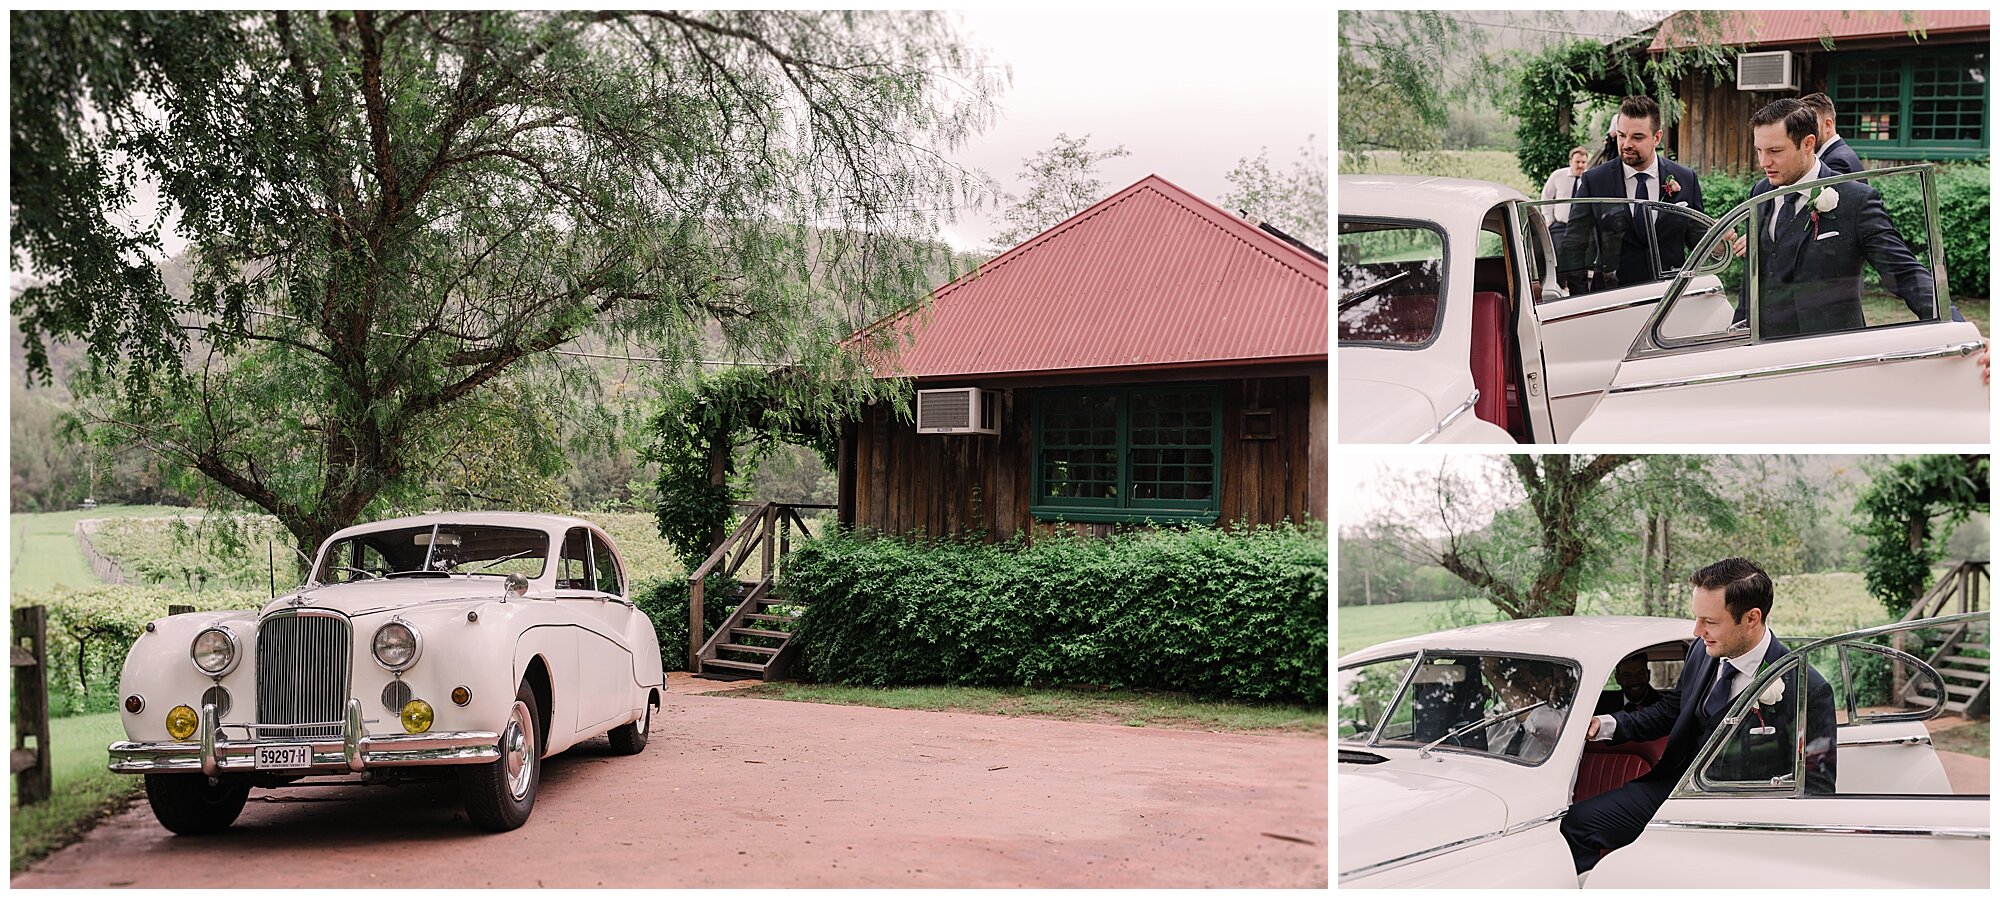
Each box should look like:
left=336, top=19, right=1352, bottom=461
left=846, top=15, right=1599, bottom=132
left=400, top=699, right=434, bottom=734
left=165, top=705, right=199, bottom=741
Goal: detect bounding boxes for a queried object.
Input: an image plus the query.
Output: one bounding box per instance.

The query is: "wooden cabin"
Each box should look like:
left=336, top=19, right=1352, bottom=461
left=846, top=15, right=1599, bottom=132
left=836, top=174, right=1327, bottom=539
left=1646, top=10, right=1989, bottom=172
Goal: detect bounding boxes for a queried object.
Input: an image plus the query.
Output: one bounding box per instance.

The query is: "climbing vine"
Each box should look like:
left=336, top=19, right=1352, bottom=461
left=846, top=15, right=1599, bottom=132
left=1853, top=455, right=1990, bottom=617
left=1510, top=41, right=1606, bottom=184
left=644, top=367, right=873, bottom=565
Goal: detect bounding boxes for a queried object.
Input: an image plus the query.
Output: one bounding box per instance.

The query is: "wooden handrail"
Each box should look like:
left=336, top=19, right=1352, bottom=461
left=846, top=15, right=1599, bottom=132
left=687, top=502, right=828, bottom=670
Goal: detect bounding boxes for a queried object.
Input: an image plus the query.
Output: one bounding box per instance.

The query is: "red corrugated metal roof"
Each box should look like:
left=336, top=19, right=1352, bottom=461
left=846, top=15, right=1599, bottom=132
left=1650, top=10, right=1987, bottom=52
left=853, top=174, right=1327, bottom=381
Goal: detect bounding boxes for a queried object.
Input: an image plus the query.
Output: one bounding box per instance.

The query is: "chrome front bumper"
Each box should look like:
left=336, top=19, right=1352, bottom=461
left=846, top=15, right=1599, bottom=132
left=109, top=699, right=500, bottom=775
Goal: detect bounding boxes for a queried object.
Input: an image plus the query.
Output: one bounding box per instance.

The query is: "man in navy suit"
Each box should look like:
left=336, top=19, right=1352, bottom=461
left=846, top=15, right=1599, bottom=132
left=1740, top=98, right=1934, bottom=337
left=1800, top=92, right=1864, bottom=176
left=1559, top=95, right=1704, bottom=292
left=1560, top=558, right=1837, bottom=875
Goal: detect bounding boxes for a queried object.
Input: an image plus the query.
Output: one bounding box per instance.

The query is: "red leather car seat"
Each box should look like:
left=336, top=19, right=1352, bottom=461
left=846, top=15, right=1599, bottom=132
left=1468, top=291, right=1514, bottom=432
left=1573, top=736, right=1669, bottom=804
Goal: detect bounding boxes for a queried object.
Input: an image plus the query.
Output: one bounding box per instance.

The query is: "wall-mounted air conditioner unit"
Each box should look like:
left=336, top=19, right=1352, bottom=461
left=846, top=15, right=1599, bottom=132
left=1736, top=51, right=1797, bottom=91
left=916, top=388, right=1000, bottom=435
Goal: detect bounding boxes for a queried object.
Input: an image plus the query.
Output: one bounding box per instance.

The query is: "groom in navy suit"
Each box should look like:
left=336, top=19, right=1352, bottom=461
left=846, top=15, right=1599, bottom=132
left=1560, top=95, right=1704, bottom=291
left=1741, top=98, right=1935, bottom=337
left=1560, top=558, right=1837, bottom=874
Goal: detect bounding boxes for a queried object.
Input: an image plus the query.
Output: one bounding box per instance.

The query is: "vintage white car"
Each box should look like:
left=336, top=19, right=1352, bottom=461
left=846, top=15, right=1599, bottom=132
left=109, top=512, right=666, bottom=833
left=1337, top=612, right=1989, bottom=888
left=1338, top=165, right=1988, bottom=443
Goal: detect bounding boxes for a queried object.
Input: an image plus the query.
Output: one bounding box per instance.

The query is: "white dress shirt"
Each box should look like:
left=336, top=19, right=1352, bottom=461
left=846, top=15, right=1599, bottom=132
left=1591, top=628, right=1772, bottom=741
left=1541, top=167, right=1583, bottom=223
left=1620, top=157, right=1663, bottom=202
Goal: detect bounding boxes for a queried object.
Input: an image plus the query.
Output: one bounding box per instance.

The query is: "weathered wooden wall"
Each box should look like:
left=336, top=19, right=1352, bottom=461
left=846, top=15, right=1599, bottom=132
left=1671, top=55, right=1826, bottom=175
left=845, top=376, right=1321, bottom=539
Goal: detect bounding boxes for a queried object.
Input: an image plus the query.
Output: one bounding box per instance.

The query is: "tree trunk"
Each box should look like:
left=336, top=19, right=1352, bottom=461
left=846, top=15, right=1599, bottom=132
left=1641, top=509, right=1659, bottom=617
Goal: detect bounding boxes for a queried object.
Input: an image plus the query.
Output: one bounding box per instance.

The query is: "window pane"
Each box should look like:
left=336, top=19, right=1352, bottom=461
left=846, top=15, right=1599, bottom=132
left=1039, top=393, right=1120, bottom=502
left=1834, top=56, right=1903, bottom=143
left=1910, top=51, right=1985, bottom=142
left=1339, top=221, right=1445, bottom=346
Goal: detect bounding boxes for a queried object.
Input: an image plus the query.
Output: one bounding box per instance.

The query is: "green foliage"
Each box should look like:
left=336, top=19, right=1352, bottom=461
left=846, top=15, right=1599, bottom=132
left=783, top=524, right=1328, bottom=705
left=1221, top=135, right=1328, bottom=252
left=992, top=133, right=1131, bottom=250
left=9, top=586, right=266, bottom=717
left=1510, top=41, right=1605, bottom=184
left=1854, top=455, right=1989, bottom=617
left=633, top=574, right=737, bottom=672
left=644, top=366, right=862, bottom=565
left=12, top=10, right=997, bottom=557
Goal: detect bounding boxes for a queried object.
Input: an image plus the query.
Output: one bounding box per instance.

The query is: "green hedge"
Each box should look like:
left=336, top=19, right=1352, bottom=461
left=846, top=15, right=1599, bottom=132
left=634, top=574, right=736, bottom=672
left=10, top=586, right=266, bottom=717
left=1694, top=163, right=1989, bottom=300
left=781, top=524, right=1329, bottom=705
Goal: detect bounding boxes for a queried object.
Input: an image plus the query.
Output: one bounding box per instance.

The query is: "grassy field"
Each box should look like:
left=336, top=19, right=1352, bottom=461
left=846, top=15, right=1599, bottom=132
left=725, top=684, right=1326, bottom=734
left=1862, top=290, right=1990, bottom=337
left=9, top=712, right=139, bottom=872
left=1337, top=571, right=1898, bottom=658
left=9, top=505, right=191, bottom=593
left=1342, top=149, right=1539, bottom=197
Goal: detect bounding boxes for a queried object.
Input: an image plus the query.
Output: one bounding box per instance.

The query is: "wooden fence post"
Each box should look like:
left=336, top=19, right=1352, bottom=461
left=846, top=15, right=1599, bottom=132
left=12, top=605, right=53, bottom=805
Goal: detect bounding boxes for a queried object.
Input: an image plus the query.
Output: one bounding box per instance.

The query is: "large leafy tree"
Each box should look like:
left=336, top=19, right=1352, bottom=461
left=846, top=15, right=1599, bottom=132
left=989, top=132, right=1128, bottom=250
left=12, top=10, right=1000, bottom=557
left=1221, top=134, right=1327, bottom=253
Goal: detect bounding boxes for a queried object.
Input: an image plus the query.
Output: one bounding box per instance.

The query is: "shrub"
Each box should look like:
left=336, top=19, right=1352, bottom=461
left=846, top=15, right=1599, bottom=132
left=9, top=586, right=266, bottom=717
left=634, top=574, right=737, bottom=672
left=783, top=523, right=1329, bottom=705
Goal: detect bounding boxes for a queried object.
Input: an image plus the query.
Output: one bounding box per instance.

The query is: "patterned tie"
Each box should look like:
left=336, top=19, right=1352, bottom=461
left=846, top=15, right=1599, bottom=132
left=1701, top=658, right=1735, bottom=723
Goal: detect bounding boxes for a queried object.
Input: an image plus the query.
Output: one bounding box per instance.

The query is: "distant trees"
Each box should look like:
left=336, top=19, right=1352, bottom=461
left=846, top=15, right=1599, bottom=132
left=1221, top=135, right=1328, bottom=252
left=990, top=132, right=1130, bottom=250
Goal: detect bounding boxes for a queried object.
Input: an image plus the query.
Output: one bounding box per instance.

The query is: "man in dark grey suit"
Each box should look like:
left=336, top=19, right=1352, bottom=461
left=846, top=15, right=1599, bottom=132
left=1742, top=98, right=1933, bottom=338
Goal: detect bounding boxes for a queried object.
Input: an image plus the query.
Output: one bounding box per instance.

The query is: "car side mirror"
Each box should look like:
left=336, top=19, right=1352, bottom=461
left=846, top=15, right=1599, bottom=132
left=503, top=574, right=530, bottom=600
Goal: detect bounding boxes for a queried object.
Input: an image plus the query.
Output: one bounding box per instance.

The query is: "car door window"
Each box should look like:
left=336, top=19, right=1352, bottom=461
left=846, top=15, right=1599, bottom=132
left=1647, top=165, right=1945, bottom=349
left=559, top=527, right=593, bottom=590
left=1338, top=219, right=1447, bottom=348
left=1337, top=656, right=1414, bottom=742
left=590, top=531, right=623, bottom=597
left=1526, top=197, right=1716, bottom=302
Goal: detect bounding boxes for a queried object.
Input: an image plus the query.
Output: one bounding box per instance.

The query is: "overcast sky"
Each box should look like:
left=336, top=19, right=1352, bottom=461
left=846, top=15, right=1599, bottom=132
left=939, top=8, right=1329, bottom=251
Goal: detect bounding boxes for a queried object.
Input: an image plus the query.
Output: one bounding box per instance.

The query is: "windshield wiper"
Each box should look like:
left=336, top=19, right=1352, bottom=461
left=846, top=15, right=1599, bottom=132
left=468, top=550, right=538, bottom=574
left=1418, top=699, right=1549, bottom=760
left=1339, top=270, right=1413, bottom=311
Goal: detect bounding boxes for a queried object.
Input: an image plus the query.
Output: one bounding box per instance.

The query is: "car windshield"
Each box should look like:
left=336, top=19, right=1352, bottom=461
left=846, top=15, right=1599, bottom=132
left=1338, top=219, right=1446, bottom=346
left=1373, top=653, right=1580, bottom=765
left=315, top=524, right=550, bottom=583
left=1338, top=656, right=1414, bottom=743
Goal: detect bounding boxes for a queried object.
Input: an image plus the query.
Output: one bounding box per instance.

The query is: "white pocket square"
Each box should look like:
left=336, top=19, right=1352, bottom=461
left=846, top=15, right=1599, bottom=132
left=1674, top=201, right=1689, bottom=207
left=1816, top=230, right=1841, bottom=240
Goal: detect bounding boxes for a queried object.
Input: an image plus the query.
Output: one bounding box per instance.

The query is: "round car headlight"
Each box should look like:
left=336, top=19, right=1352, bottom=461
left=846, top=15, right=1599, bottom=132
left=165, top=705, right=199, bottom=741
left=372, top=620, right=421, bottom=672
left=190, top=627, right=239, bottom=677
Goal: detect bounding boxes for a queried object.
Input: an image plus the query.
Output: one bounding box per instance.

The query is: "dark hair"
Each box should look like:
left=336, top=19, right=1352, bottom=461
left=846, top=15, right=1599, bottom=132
left=1618, top=95, right=1662, bottom=133
left=1690, top=558, right=1774, bottom=624
left=1798, top=91, right=1835, bottom=120
left=1750, top=98, right=1819, bottom=148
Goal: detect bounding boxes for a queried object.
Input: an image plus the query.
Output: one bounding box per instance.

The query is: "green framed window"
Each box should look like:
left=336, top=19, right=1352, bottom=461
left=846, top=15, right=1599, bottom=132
left=1031, top=385, right=1221, bottom=524
left=1831, top=47, right=1988, bottom=160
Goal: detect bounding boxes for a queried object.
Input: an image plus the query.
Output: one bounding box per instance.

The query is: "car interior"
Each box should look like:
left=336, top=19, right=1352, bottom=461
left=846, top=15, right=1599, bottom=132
left=1471, top=205, right=1534, bottom=442
left=1572, top=641, right=1690, bottom=805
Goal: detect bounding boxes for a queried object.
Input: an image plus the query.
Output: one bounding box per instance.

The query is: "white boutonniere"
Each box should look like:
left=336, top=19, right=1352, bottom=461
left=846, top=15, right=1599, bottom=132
left=1758, top=678, right=1786, bottom=707
left=1804, top=186, right=1839, bottom=239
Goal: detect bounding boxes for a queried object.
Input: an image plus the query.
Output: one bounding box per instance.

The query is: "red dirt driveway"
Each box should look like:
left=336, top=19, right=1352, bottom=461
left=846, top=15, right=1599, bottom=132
left=13, top=692, right=1328, bottom=888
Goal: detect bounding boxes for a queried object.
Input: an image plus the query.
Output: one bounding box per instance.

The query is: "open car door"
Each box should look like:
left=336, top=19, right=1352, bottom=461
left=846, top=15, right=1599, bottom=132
left=1570, top=165, right=1986, bottom=443
left=1587, top=613, right=1990, bottom=889
left=1517, top=196, right=1730, bottom=442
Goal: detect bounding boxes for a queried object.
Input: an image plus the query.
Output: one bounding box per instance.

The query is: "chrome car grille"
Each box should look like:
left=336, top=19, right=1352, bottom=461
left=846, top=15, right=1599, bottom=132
left=256, top=611, right=351, bottom=740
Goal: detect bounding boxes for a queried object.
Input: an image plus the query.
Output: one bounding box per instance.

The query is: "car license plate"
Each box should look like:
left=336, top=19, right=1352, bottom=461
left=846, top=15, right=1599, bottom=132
left=255, top=744, right=311, bottom=769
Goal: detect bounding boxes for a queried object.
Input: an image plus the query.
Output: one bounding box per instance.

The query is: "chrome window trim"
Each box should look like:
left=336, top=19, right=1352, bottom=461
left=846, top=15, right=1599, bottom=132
left=1412, top=390, right=1479, bottom=443
left=1539, top=292, right=1667, bottom=325
left=1648, top=819, right=1989, bottom=840
left=1608, top=341, right=1984, bottom=396
left=1838, top=734, right=1934, bottom=748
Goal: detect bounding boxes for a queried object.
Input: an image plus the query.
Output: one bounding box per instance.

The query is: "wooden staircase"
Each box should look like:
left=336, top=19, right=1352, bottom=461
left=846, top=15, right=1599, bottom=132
left=1894, top=561, right=1990, bottom=718
left=688, top=502, right=830, bottom=681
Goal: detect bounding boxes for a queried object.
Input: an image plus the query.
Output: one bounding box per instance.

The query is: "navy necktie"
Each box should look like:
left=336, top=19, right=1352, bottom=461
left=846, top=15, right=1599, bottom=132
left=1773, top=193, right=1800, bottom=240
left=1632, top=173, right=1652, bottom=250
left=1701, top=658, right=1735, bottom=723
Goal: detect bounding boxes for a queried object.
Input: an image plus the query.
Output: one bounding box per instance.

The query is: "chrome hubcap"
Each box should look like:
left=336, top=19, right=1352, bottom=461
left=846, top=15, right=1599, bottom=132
left=503, top=700, right=534, bottom=800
